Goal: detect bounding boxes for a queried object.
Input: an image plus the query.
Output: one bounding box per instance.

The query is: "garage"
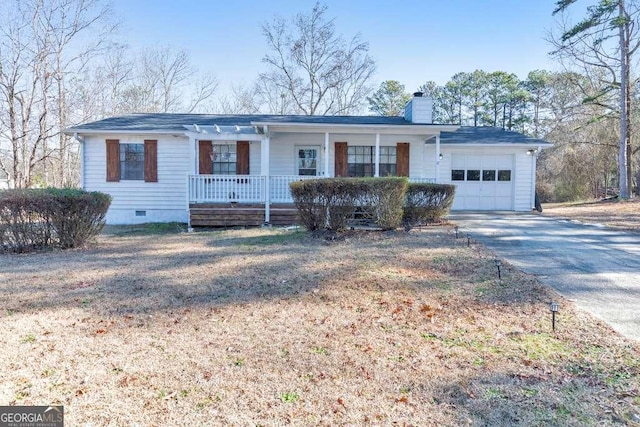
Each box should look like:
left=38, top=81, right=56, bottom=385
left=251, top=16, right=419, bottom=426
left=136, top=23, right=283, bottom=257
left=450, top=154, right=514, bottom=210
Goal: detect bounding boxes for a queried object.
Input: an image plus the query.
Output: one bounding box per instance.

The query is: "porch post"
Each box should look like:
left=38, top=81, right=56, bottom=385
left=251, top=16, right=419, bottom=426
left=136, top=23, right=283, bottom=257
left=435, top=135, right=441, bottom=183
left=186, top=132, right=198, bottom=230
left=262, top=126, right=271, bottom=223
left=374, top=133, right=380, bottom=177
left=324, top=132, right=330, bottom=176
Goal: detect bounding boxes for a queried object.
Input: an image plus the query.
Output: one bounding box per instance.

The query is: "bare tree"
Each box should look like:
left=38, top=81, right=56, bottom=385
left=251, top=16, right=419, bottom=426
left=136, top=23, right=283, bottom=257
left=261, top=2, right=375, bottom=115
left=0, top=0, right=114, bottom=188
left=115, top=46, right=218, bottom=114
left=551, top=0, right=640, bottom=198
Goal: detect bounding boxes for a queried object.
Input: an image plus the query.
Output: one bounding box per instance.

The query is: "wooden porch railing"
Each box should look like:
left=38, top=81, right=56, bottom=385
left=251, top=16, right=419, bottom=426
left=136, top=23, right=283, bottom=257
left=188, top=175, right=266, bottom=203
left=270, top=175, right=324, bottom=203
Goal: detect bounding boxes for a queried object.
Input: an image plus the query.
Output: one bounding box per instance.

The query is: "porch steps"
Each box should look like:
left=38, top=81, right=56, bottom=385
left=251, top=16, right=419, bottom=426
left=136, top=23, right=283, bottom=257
left=189, top=203, right=299, bottom=227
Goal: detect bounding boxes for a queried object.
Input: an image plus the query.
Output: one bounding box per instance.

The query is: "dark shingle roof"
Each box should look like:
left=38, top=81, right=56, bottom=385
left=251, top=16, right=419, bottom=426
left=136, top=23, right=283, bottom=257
left=67, top=113, right=429, bottom=132
left=439, top=126, right=551, bottom=145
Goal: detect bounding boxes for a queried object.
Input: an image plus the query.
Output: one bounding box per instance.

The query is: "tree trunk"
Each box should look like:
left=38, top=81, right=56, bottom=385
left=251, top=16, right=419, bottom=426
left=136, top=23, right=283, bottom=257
left=619, top=0, right=630, bottom=199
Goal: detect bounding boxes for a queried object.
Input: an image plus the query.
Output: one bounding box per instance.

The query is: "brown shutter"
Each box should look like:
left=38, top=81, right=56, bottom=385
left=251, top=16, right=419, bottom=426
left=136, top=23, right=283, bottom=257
left=396, top=142, right=410, bottom=177
left=198, top=140, right=212, bottom=174
left=236, top=141, right=250, bottom=175
left=335, top=142, right=347, bottom=177
left=106, top=139, right=120, bottom=182
left=144, top=140, right=158, bottom=182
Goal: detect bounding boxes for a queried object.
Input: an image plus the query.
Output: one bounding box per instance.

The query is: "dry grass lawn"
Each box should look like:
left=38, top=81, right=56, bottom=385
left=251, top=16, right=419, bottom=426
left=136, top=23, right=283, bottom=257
left=1, top=225, right=639, bottom=426
left=543, top=199, right=640, bottom=231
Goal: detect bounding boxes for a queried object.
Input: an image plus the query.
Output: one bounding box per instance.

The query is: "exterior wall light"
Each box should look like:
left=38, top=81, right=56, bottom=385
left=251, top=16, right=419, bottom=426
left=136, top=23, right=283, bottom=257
left=527, top=149, right=538, bottom=156
left=438, top=153, right=444, bottom=160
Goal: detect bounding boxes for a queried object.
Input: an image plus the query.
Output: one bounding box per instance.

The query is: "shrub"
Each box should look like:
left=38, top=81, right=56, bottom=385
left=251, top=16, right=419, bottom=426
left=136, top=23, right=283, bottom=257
left=290, top=180, right=327, bottom=231
left=403, top=183, right=456, bottom=229
left=357, top=177, right=408, bottom=230
left=45, top=188, right=112, bottom=249
left=290, top=179, right=358, bottom=231
left=290, top=177, right=408, bottom=231
left=0, top=188, right=111, bottom=252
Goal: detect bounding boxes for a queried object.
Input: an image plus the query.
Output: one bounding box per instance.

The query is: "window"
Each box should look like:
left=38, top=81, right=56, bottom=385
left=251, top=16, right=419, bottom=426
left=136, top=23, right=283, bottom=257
left=466, top=170, right=481, bottom=181
left=482, top=170, right=496, bottom=181
left=347, top=146, right=396, bottom=177
left=297, top=148, right=318, bottom=176
left=379, top=146, right=397, bottom=176
left=211, top=144, right=236, bottom=175
left=120, top=144, right=144, bottom=180
left=451, top=170, right=465, bottom=181
left=498, top=170, right=512, bottom=181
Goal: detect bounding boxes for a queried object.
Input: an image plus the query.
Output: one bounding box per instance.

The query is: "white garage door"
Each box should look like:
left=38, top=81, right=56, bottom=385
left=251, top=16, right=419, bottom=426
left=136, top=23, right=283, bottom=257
left=451, top=154, right=514, bottom=210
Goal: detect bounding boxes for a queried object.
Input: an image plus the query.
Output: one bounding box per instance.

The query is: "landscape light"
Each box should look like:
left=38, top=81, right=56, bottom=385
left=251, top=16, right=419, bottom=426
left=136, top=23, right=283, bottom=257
left=549, top=302, right=559, bottom=331
left=454, top=225, right=459, bottom=238
left=494, top=258, right=502, bottom=280
left=467, top=234, right=471, bottom=247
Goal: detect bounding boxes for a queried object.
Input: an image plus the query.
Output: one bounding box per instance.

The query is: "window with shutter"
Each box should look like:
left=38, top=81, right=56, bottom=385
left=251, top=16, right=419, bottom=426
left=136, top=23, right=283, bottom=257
left=106, top=139, right=120, bottom=182
left=144, top=140, right=158, bottom=182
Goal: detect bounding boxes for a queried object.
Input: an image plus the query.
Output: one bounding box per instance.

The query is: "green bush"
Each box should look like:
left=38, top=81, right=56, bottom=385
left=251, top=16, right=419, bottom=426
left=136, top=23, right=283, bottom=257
left=290, top=177, right=408, bottom=231
left=403, top=183, right=455, bottom=229
left=0, top=188, right=111, bottom=252
left=45, top=188, right=112, bottom=248
left=357, top=178, right=408, bottom=230
left=290, top=179, right=358, bottom=231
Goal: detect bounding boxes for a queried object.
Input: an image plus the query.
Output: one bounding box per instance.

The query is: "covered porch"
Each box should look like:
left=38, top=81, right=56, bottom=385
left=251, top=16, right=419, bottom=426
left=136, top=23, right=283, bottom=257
left=184, top=119, right=455, bottom=227
left=187, top=174, right=435, bottom=227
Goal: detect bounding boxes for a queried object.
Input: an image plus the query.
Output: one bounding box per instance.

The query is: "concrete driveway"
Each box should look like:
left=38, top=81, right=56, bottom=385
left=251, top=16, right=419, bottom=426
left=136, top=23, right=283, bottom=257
left=449, top=212, right=640, bottom=342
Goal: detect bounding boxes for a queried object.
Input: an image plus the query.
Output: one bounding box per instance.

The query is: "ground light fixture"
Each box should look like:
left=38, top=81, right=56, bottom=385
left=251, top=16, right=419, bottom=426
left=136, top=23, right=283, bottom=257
left=454, top=225, right=459, bottom=238
left=494, top=258, right=502, bottom=280
left=549, top=302, right=559, bottom=331
left=467, top=234, right=471, bottom=247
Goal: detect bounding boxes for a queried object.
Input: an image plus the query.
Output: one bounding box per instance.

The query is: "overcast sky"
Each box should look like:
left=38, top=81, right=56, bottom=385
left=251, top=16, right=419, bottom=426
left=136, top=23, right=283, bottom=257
left=111, top=0, right=567, bottom=96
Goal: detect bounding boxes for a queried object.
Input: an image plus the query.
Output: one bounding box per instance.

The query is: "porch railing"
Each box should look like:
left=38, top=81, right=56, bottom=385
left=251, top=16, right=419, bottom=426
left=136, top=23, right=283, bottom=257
left=270, top=175, right=325, bottom=203
left=188, top=175, right=266, bottom=204
left=188, top=175, right=436, bottom=204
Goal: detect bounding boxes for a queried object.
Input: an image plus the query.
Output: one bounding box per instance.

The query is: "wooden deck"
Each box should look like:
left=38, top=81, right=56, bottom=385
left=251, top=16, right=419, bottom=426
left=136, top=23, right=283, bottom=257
left=189, top=203, right=299, bottom=227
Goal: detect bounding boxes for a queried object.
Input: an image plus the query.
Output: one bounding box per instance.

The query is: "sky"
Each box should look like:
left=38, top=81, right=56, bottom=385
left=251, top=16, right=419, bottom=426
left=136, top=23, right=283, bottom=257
left=110, top=0, right=566, bottom=97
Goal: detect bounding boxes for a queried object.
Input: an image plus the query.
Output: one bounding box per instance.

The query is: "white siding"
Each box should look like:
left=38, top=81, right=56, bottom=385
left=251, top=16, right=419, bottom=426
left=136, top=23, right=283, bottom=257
left=84, top=134, right=190, bottom=224
left=514, top=152, right=534, bottom=211
left=250, top=141, right=262, bottom=175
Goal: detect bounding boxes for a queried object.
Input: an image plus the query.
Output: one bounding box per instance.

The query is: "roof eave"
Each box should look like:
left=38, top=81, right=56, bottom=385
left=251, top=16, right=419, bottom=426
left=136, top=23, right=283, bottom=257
left=439, top=142, right=553, bottom=147
left=63, top=128, right=186, bottom=136
left=251, top=121, right=459, bottom=134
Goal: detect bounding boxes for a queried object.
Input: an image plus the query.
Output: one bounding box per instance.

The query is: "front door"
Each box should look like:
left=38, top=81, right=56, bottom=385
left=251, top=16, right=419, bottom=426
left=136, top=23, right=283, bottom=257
left=296, top=146, right=320, bottom=176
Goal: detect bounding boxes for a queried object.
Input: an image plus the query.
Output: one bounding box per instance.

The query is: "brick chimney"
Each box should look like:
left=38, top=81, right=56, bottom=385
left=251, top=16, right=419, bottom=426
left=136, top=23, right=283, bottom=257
left=404, top=92, right=433, bottom=124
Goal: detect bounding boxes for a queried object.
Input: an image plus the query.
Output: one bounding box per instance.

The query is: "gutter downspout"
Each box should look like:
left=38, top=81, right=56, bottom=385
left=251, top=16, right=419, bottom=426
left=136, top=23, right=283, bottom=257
left=374, top=133, right=380, bottom=177
left=263, top=126, right=271, bottom=224
left=72, top=132, right=85, bottom=189
left=324, top=132, right=330, bottom=176
left=435, top=135, right=441, bottom=183
left=530, top=147, right=539, bottom=211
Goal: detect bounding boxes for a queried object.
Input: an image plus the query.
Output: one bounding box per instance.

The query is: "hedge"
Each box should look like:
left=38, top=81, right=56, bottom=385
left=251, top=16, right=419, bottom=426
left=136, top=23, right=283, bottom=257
left=290, top=177, right=408, bottom=231
left=403, top=183, right=456, bottom=229
left=0, top=188, right=111, bottom=252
